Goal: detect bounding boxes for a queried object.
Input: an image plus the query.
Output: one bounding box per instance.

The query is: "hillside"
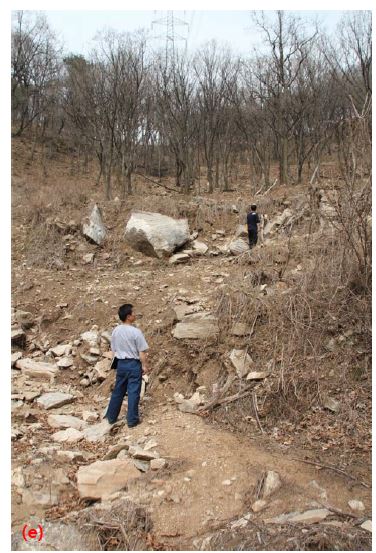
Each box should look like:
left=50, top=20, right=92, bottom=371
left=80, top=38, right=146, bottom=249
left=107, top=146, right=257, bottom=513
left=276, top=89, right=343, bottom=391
left=11, top=136, right=371, bottom=551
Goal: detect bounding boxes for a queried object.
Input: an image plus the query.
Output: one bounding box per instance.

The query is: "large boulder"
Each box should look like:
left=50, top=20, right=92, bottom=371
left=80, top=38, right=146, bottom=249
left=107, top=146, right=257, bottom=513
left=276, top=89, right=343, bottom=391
left=228, top=239, right=249, bottom=255
left=15, top=358, right=58, bottom=379
left=77, top=459, right=140, bottom=500
left=125, top=211, right=190, bottom=258
left=173, top=313, right=219, bottom=340
left=264, top=208, right=293, bottom=237
left=82, top=204, right=107, bottom=245
left=36, top=392, right=75, bottom=410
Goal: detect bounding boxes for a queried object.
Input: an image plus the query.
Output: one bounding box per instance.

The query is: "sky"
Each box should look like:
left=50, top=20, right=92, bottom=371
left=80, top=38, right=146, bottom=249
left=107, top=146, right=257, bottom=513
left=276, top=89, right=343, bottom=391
left=40, top=10, right=349, bottom=57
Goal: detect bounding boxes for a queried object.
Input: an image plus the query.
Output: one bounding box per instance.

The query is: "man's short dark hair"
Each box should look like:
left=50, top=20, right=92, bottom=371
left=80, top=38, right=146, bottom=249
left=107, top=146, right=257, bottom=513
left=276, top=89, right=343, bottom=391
left=251, top=204, right=257, bottom=211
left=118, top=304, right=133, bottom=322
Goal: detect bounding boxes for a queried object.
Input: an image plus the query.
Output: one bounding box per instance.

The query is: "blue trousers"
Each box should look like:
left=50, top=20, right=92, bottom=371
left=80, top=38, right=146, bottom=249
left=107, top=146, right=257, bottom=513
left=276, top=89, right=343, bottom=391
left=105, top=359, right=142, bottom=426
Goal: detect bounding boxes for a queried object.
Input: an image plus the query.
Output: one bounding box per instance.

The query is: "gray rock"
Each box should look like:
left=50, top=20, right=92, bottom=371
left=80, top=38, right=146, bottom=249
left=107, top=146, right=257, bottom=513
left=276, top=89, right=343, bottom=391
left=150, top=458, right=166, bottom=470
left=82, top=410, right=99, bottom=422
left=348, top=499, right=365, bottom=511
left=82, top=420, right=114, bottom=442
left=52, top=428, right=84, bottom=443
left=36, top=392, right=74, bottom=410
left=252, top=499, right=267, bottom=512
left=169, top=253, right=190, bottom=265
left=56, top=450, right=87, bottom=462
left=11, top=520, right=97, bottom=551
left=15, top=310, right=34, bottom=329
left=360, top=520, right=372, bottom=532
left=49, top=344, right=72, bottom=357
left=11, top=328, right=26, bottom=348
left=77, top=459, right=140, bottom=500
left=173, top=313, right=219, bottom=340
left=57, top=356, right=74, bottom=369
left=80, top=330, right=100, bottom=346
left=323, top=397, right=341, bottom=413
left=82, top=253, right=95, bottom=264
left=47, top=415, right=87, bottom=431
left=128, top=445, right=160, bottom=461
left=22, top=488, right=59, bottom=506
left=173, top=304, right=202, bottom=321
left=82, top=204, right=107, bottom=245
left=133, top=459, right=150, bottom=472
left=264, top=208, right=293, bottom=236
left=229, top=349, right=254, bottom=378
left=103, top=443, right=129, bottom=460
left=125, top=211, right=190, bottom=258
left=228, top=238, right=249, bottom=255
left=246, top=371, right=269, bottom=380
left=15, top=358, right=58, bottom=379
left=262, top=470, right=282, bottom=498
left=11, top=352, right=22, bottom=367
left=190, top=240, right=208, bottom=255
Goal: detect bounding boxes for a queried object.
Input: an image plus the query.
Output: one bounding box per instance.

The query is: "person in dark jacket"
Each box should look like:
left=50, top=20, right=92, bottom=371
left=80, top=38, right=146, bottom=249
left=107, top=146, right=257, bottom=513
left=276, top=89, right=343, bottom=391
left=247, top=204, right=260, bottom=248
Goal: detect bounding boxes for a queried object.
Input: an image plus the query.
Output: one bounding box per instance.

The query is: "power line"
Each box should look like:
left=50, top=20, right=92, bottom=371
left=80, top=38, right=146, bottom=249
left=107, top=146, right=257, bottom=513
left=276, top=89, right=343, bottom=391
left=151, top=11, right=189, bottom=65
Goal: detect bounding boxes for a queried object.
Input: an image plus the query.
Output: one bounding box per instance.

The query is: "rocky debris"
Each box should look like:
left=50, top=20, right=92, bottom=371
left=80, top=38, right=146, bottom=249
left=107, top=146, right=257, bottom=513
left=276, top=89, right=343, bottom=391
left=57, top=356, right=74, bottom=369
left=323, top=396, right=341, bottom=413
left=178, top=400, right=198, bottom=414
left=11, top=427, right=23, bottom=440
left=49, top=344, right=72, bottom=357
left=133, top=459, right=149, bottom=472
left=103, top=443, right=129, bottom=461
left=173, top=303, right=203, bottom=321
left=150, top=458, right=166, bottom=470
left=80, top=330, right=100, bottom=346
left=36, top=392, right=75, bottom=410
left=228, top=238, right=249, bottom=255
left=82, top=204, right=107, bottom=245
left=183, top=240, right=209, bottom=256
left=57, top=450, right=88, bottom=462
left=22, top=489, right=59, bottom=506
left=169, top=253, right=190, bottom=265
left=11, top=352, right=22, bottom=367
left=229, top=349, right=254, bottom=378
left=52, top=428, right=84, bottom=443
left=80, top=353, right=99, bottom=365
left=222, top=479, right=232, bottom=486
left=82, top=410, right=99, bottom=422
left=246, top=371, right=269, bottom=380
left=261, top=471, right=282, bottom=499
left=230, top=513, right=252, bottom=530
left=360, top=520, right=372, bottom=532
left=231, top=323, right=250, bottom=337
left=264, top=208, right=293, bottom=237
left=125, top=211, right=190, bottom=258
left=235, top=225, right=248, bottom=238
left=82, top=420, right=115, bottom=442
left=264, top=508, right=330, bottom=524
left=173, top=313, right=219, bottom=340
left=82, top=253, right=95, bottom=264
left=77, top=459, right=140, bottom=500
left=11, top=328, right=26, bottom=348
left=128, top=445, right=160, bottom=461
left=252, top=499, right=268, bottom=513
left=14, top=310, right=34, bottom=329
left=348, top=499, right=365, bottom=512
left=47, top=414, right=87, bottom=431
left=15, top=358, right=58, bottom=379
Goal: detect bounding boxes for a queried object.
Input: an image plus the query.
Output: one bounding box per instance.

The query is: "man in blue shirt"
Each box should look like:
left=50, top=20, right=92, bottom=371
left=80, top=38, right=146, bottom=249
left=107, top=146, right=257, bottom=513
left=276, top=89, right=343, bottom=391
left=247, top=204, right=260, bottom=248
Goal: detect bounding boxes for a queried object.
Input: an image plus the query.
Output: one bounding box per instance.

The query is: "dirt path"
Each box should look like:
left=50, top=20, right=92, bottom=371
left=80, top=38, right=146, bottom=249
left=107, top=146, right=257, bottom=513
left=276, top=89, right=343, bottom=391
left=123, top=402, right=371, bottom=549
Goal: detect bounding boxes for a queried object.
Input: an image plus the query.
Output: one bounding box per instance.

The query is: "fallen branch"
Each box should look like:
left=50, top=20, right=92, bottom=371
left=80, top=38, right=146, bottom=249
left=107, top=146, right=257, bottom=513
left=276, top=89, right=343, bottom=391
left=291, top=457, right=370, bottom=489
left=134, top=171, right=177, bottom=193
left=264, top=178, right=278, bottom=195
left=198, top=387, right=253, bottom=413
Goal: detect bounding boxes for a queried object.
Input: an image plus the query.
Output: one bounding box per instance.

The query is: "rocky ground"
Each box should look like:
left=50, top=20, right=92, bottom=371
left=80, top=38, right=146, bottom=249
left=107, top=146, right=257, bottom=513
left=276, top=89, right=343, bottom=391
left=11, top=140, right=371, bottom=550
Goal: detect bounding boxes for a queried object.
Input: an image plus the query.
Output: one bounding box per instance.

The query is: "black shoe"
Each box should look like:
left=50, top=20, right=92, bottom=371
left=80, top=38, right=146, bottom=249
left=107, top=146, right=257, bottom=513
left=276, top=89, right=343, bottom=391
left=127, top=421, right=140, bottom=428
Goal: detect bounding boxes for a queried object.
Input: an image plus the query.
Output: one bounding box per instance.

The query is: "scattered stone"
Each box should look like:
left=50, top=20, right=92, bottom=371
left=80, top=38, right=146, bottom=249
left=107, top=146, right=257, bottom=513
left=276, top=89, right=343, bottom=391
left=82, top=410, right=99, bottom=422
left=49, top=344, right=72, bottom=357
left=11, top=521, right=97, bottom=551
left=261, top=471, right=282, bottom=499
left=82, top=253, right=95, bottom=264
left=190, top=240, right=208, bottom=255
left=264, top=208, right=293, bottom=236
left=222, top=480, right=232, bottom=486
left=246, top=371, right=269, bottom=380
left=15, top=310, right=34, bottom=329
left=150, top=458, right=166, bottom=470
left=82, top=204, right=107, bottom=245
left=11, top=328, right=26, bottom=348
left=288, top=509, right=331, bottom=524
left=228, top=238, right=249, bottom=255
left=57, top=356, right=74, bottom=369
left=252, top=499, right=267, bottom=513
left=52, top=428, right=84, bottom=443
left=128, top=445, right=160, bottom=461
left=360, top=520, right=372, bottom=532
left=36, top=392, right=74, bottom=410
left=133, top=459, right=150, bottom=472
left=178, top=400, right=197, bottom=414
left=144, top=439, right=158, bottom=451
left=80, top=353, right=99, bottom=365
left=173, top=303, right=202, bottom=321
left=230, top=513, right=252, bottom=529
left=11, top=352, right=22, bottom=367
left=103, top=443, right=129, bottom=460
left=57, top=450, right=87, bottom=462
left=229, top=349, right=254, bottom=378
left=173, top=313, right=218, bottom=340
left=22, top=489, right=59, bottom=506
left=82, top=420, right=115, bottom=442
left=169, top=253, right=190, bottom=265
left=16, top=358, right=58, bottom=379
left=348, top=499, right=365, bottom=512
left=81, top=330, right=100, bottom=346
left=125, top=211, right=190, bottom=258
left=77, top=459, right=140, bottom=500
left=47, top=414, right=87, bottom=431
left=323, top=397, right=341, bottom=413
